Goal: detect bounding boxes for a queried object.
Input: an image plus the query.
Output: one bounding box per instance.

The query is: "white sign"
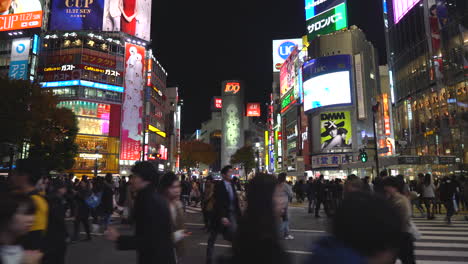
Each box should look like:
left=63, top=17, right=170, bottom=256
left=272, top=39, right=302, bottom=72
left=354, top=54, right=366, bottom=119
left=79, top=153, right=103, bottom=159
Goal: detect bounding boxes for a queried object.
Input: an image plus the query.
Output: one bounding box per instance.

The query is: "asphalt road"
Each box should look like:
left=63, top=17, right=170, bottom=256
left=65, top=204, right=468, bottom=264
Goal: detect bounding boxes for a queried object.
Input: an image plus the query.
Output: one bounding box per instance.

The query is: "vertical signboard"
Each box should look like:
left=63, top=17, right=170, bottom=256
left=221, top=81, right=244, bottom=167
left=120, top=43, right=145, bottom=161
left=9, top=38, right=31, bottom=80
left=354, top=53, right=366, bottom=119
left=320, top=111, right=352, bottom=151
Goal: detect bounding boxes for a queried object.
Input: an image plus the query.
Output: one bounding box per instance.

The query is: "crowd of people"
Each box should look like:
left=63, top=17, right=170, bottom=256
left=1, top=157, right=467, bottom=264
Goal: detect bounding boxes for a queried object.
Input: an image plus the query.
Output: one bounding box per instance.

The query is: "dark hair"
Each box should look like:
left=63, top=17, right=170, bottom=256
left=14, top=159, right=43, bottom=185
left=337, top=128, right=348, bottom=135
left=332, top=192, right=403, bottom=257
left=131, top=161, right=161, bottom=186
left=181, top=174, right=186, bottom=181
left=379, top=170, right=388, bottom=177
left=278, top=172, right=287, bottom=183
left=234, top=173, right=286, bottom=262
left=424, top=174, right=432, bottom=186
left=344, top=177, right=364, bottom=193
left=105, top=173, right=113, bottom=184
left=159, top=172, right=179, bottom=194
left=221, top=166, right=233, bottom=176
left=382, top=176, right=400, bottom=190
left=395, top=174, right=405, bottom=193
left=206, top=175, right=213, bottom=181
left=0, top=193, right=36, bottom=233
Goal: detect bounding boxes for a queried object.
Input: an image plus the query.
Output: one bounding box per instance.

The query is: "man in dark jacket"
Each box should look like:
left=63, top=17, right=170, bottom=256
left=439, top=176, right=457, bottom=224
left=106, top=161, right=175, bottom=264
left=98, top=173, right=115, bottom=231
left=206, top=165, right=241, bottom=264
left=43, top=179, right=68, bottom=264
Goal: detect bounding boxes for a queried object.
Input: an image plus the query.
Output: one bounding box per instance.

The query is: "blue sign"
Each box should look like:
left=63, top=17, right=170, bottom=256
left=303, top=54, right=352, bottom=80
left=278, top=41, right=297, bottom=60
left=32, top=35, right=40, bottom=55
left=16, top=44, right=26, bottom=54
left=41, top=80, right=124, bottom=93
left=305, top=0, right=345, bottom=20
left=8, top=60, right=29, bottom=80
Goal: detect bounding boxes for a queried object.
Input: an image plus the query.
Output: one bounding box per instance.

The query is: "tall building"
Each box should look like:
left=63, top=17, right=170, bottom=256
left=383, top=0, right=468, bottom=174
left=304, top=26, right=380, bottom=178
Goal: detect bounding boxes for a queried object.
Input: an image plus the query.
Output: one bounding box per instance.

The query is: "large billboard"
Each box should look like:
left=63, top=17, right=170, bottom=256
left=221, top=80, right=244, bottom=167
left=120, top=43, right=145, bottom=161
left=393, top=0, right=419, bottom=24
left=305, top=0, right=345, bottom=20
left=246, top=103, right=261, bottom=117
left=0, top=0, right=43, bottom=32
left=272, top=39, right=302, bottom=72
left=50, top=0, right=151, bottom=41
left=9, top=38, right=31, bottom=80
left=320, top=111, right=352, bottom=151
left=303, top=54, right=352, bottom=112
left=306, top=2, right=347, bottom=41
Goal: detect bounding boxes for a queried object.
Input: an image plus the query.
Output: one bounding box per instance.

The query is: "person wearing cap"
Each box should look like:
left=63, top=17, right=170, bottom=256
left=43, top=179, right=68, bottom=264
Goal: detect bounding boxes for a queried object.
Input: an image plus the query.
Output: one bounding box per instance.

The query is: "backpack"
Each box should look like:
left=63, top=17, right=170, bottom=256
left=85, top=192, right=102, bottom=209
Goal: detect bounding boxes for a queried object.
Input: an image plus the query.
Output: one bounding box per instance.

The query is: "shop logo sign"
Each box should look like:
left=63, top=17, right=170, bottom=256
left=307, top=13, right=343, bottom=34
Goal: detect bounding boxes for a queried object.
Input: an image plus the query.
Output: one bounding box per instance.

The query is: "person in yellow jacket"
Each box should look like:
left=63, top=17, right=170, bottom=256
left=10, top=158, right=49, bottom=251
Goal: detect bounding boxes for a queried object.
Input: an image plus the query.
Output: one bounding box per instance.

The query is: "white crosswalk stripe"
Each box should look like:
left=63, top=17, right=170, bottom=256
left=413, top=217, right=468, bottom=263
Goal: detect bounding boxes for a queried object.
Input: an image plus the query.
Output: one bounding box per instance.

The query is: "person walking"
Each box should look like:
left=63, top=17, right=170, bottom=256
left=202, top=176, right=215, bottom=231
left=231, top=173, right=289, bottom=264
left=306, top=177, right=316, bottom=214
left=72, top=180, right=92, bottom=242
left=206, top=166, right=241, bottom=264
left=180, top=175, right=191, bottom=212
left=277, top=173, right=294, bottom=240
left=105, top=161, right=176, bottom=264
left=438, top=176, right=457, bottom=224
left=315, top=175, right=330, bottom=218
left=421, top=174, right=436, bottom=220
left=43, top=180, right=68, bottom=264
left=382, top=177, right=416, bottom=264
left=10, top=159, right=49, bottom=251
left=98, top=173, right=114, bottom=232
left=159, top=172, right=190, bottom=263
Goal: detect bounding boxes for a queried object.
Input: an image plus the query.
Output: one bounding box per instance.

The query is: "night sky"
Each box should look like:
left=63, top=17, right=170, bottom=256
left=151, top=0, right=386, bottom=135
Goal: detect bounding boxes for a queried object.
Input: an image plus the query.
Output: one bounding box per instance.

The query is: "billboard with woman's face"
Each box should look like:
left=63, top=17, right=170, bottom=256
left=320, top=111, right=352, bottom=151
left=0, top=0, right=43, bottom=31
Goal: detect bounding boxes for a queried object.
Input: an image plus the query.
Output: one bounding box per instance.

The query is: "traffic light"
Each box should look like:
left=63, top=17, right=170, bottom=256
left=359, top=149, right=368, bottom=163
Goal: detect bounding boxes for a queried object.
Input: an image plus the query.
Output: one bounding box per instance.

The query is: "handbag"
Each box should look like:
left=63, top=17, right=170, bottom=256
left=86, top=192, right=102, bottom=209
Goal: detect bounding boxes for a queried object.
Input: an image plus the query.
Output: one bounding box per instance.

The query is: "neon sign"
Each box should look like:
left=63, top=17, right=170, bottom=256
left=224, top=82, right=240, bottom=94
left=40, top=80, right=124, bottom=93
left=215, top=98, right=222, bottom=109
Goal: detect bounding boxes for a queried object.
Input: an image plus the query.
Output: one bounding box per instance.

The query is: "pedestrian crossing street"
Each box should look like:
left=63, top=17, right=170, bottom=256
left=412, top=217, right=468, bottom=264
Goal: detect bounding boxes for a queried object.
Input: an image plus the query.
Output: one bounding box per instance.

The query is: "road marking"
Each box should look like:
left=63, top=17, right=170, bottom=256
left=198, top=243, right=313, bottom=255
left=186, top=223, right=205, bottom=226
left=290, top=229, right=325, bottom=233
left=415, top=249, right=468, bottom=257
left=419, top=236, right=468, bottom=241
left=418, top=227, right=468, bottom=231
left=417, top=261, right=468, bottom=264
left=80, top=232, right=104, bottom=236
left=415, top=242, right=468, bottom=248
left=420, top=230, right=468, bottom=235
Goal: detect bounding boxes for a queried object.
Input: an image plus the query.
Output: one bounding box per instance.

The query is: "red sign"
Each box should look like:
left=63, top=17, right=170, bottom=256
left=246, top=103, right=261, bottom=117
left=215, top=98, right=222, bottom=109
left=224, top=82, right=240, bottom=94
left=0, top=11, right=43, bottom=32
left=120, top=43, right=146, bottom=161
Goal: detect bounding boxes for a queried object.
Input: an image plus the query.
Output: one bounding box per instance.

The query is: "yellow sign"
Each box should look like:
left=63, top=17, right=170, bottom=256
left=148, top=125, right=167, bottom=138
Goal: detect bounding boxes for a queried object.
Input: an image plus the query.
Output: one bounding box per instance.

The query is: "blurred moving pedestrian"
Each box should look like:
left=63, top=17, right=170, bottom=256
left=314, top=175, right=330, bottom=218
left=72, top=180, right=92, bottom=241
left=422, top=174, right=436, bottom=220
left=362, top=176, right=373, bottom=192
left=10, top=159, right=49, bottom=251
left=306, top=177, right=316, bottom=214
left=180, top=175, right=191, bottom=212
left=206, top=166, right=241, bottom=264
left=105, top=161, right=176, bottom=264
left=277, top=172, right=294, bottom=240
left=305, top=192, right=403, bottom=264
left=231, top=173, right=289, bottom=264
left=190, top=178, right=201, bottom=207
left=373, top=170, right=388, bottom=195
left=293, top=180, right=305, bottom=203
left=382, top=177, right=416, bottom=264
left=43, top=180, right=68, bottom=264
left=0, top=193, right=43, bottom=264
left=343, top=175, right=364, bottom=195
left=159, top=172, right=190, bottom=263
left=439, top=176, right=457, bottom=224
left=98, top=173, right=114, bottom=231
left=202, top=175, right=215, bottom=231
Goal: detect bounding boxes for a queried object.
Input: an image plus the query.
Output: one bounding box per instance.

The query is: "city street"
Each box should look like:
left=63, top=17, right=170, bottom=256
left=66, top=205, right=468, bottom=264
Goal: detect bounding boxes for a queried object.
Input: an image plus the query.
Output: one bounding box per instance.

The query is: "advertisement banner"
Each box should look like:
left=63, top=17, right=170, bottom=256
left=320, top=111, right=352, bottom=151
left=246, top=103, right=261, bottom=117
left=0, top=0, right=43, bottom=32
left=303, top=55, right=352, bottom=111
left=305, top=0, right=345, bottom=20
left=272, top=39, right=302, bottom=72
left=221, top=80, right=244, bottom=167
left=306, top=2, right=347, bottom=41
left=280, top=47, right=299, bottom=98
left=8, top=38, right=31, bottom=80
left=393, top=0, right=419, bottom=24
left=50, top=0, right=151, bottom=41
left=120, top=43, right=145, bottom=161
left=311, top=153, right=348, bottom=168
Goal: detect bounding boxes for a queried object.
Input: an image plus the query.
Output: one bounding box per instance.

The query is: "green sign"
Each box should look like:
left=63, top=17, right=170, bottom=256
left=306, top=2, right=347, bottom=41
left=281, top=91, right=295, bottom=110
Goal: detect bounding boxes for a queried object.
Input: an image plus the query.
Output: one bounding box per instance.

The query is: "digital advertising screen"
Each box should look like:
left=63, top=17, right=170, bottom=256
left=0, top=0, right=43, bottom=31
left=272, top=39, right=302, bottom=72
left=320, top=111, right=352, bottom=151
left=305, top=0, right=345, bottom=21
left=306, top=2, right=347, bottom=41
left=393, top=0, right=419, bottom=24
left=50, top=0, right=151, bottom=41
left=120, top=43, right=145, bottom=161
left=303, top=54, right=352, bottom=112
